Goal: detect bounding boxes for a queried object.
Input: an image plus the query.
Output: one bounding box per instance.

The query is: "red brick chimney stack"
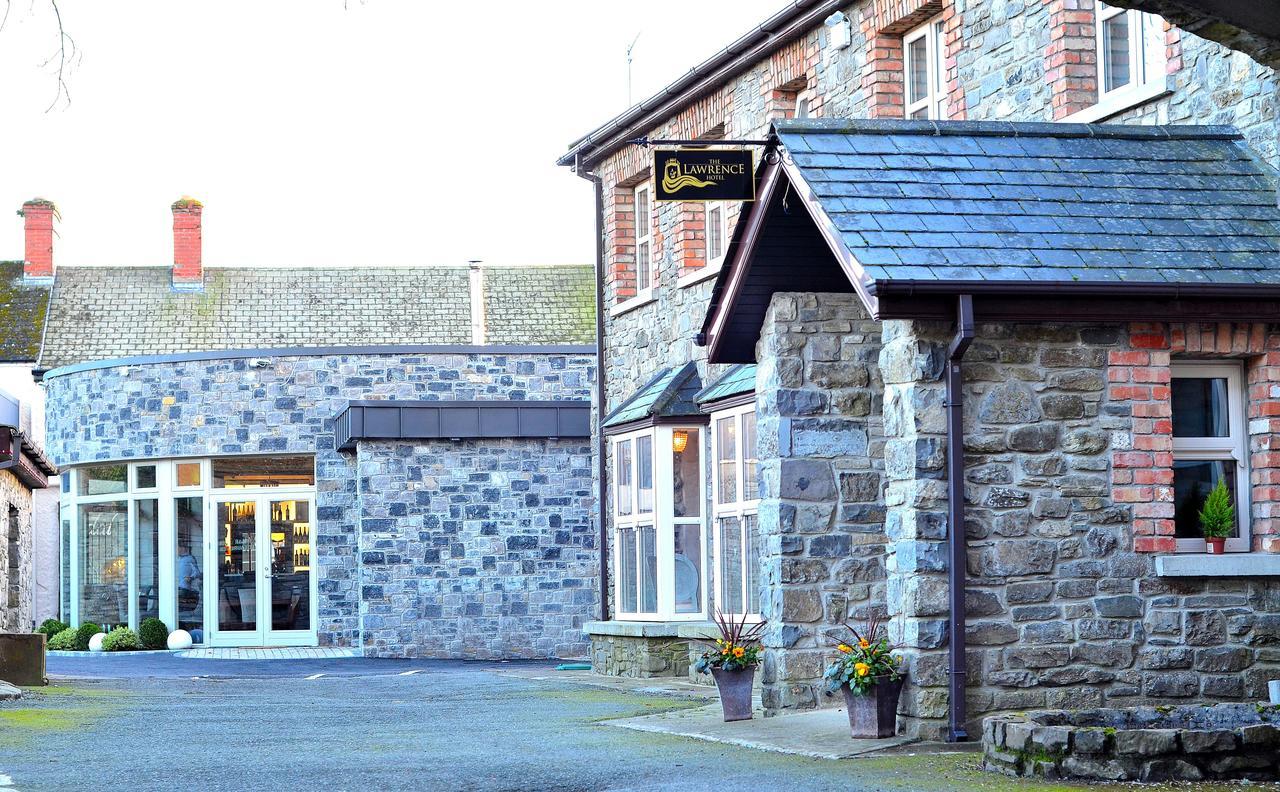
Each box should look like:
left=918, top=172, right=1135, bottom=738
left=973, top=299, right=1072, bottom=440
left=172, top=196, right=203, bottom=286
left=21, top=198, right=56, bottom=280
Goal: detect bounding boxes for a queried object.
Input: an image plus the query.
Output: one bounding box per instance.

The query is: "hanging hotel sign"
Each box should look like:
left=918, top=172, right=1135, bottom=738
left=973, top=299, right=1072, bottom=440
left=654, top=149, right=755, bottom=202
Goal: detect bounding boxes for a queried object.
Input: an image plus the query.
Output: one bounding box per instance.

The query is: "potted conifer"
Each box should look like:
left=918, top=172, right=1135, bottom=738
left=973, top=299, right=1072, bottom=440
left=823, top=616, right=904, bottom=739
left=1200, top=479, right=1235, bottom=555
left=692, top=610, right=764, bottom=722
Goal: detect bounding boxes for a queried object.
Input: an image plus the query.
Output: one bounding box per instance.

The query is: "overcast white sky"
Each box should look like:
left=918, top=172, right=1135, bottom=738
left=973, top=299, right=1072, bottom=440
left=0, top=0, right=782, bottom=269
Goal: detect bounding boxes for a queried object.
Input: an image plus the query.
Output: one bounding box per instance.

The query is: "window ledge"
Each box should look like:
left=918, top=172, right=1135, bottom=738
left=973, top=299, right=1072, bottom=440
left=1059, top=77, right=1171, bottom=124
left=1155, top=553, right=1280, bottom=577
left=678, top=264, right=722, bottom=290
left=609, top=289, right=656, bottom=318
left=584, top=620, right=712, bottom=638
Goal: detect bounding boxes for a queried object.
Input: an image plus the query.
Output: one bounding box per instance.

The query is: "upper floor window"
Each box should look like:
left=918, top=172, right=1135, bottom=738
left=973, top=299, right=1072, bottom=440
left=634, top=183, right=653, bottom=293
left=706, top=202, right=727, bottom=270
left=1171, top=362, right=1249, bottom=553
left=1061, top=3, right=1167, bottom=122
left=904, top=17, right=946, bottom=120
left=712, top=405, right=759, bottom=617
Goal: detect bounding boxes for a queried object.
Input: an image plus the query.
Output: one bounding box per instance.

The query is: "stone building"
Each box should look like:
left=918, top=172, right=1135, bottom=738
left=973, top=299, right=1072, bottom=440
left=560, top=0, right=1280, bottom=740
left=0, top=387, right=57, bottom=633
left=35, top=198, right=598, bottom=658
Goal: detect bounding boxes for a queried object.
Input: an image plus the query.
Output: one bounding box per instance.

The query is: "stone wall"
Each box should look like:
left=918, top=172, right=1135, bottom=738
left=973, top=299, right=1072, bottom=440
left=355, top=438, right=595, bottom=659
left=756, top=293, right=887, bottom=714
left=0, top=469, right=34, bottom=633
left=43, top=349, right=595, bottom=654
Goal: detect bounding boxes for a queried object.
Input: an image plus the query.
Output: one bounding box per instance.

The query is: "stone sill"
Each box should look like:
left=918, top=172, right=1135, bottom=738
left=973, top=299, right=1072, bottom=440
left=609, top=289, right=656, bottom=318
left=1059, top=77, right=1171, bottom=123
left=584, top=620, right=713, bottom=639
left=1155, top=553, right=1280, bottom=577
left=677, top=265, right=721, bottom=289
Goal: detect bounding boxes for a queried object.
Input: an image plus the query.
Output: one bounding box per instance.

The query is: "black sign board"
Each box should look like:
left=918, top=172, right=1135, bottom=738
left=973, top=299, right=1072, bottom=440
left=653, top=149, right=755, bottom=202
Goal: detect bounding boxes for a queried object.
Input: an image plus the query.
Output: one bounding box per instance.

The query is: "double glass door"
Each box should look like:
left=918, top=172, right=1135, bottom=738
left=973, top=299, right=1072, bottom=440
left=209, top=495, right=315, bottom=646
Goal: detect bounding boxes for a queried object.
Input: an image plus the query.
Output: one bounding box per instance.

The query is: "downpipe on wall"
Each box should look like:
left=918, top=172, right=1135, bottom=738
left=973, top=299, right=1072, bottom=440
left=945, top=294, right=974, bottom=742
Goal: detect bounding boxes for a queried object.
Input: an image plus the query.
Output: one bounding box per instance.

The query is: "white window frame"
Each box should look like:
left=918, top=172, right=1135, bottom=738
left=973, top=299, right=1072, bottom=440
left=1065, top=4, right=1168, bottom=123
left=903, top=17, right=947, bottom=121
left=633, top=183, right=654, bottom=299
left=1171, top=362, right=1251, bottom=553
left=705, top=202, right=728, bottom=271
left=611, top=426, right=707, bottom=621
left=794, top=90, right=815, bottom=119
left=710, top=404, right=760, bottom=620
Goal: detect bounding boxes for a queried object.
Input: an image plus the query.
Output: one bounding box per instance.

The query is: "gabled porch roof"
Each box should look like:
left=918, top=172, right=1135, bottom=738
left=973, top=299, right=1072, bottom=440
left=699, top=119, right=1280, bottom=363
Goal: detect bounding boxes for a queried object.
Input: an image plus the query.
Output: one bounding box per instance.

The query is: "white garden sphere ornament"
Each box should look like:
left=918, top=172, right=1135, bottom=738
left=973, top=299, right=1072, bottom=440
left=166, top=629, right=193, bottom=650
left=88, top=632, right=107, bottom=653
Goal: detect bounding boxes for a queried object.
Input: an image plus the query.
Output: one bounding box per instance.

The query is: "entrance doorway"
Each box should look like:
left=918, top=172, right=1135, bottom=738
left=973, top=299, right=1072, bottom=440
left=208, top=495, right=316, bottom=647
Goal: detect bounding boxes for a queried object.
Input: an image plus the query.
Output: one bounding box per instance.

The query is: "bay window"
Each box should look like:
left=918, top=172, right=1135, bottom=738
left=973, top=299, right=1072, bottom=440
left=612, top=425, right=706, bottom=620
left=712, top=405, right=760, bottom=617
left=1171, top=362, right=1249, bottom=552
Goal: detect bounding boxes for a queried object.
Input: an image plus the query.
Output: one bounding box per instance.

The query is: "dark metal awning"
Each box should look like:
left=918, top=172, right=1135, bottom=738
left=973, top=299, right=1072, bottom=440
left=335, top=400, right=591, bottom=452
left=602, top=363, right=705, bottom=434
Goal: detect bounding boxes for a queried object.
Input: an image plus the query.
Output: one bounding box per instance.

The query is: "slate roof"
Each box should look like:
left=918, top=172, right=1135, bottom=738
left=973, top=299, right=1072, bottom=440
left=0, top=261, right=51, bottom=363
left=776, top=119, right=1280, bottom=288
left=603, top=363, right=703, bottom=428
left=695, top=364, right=756, bottom=404
left=38, top=264, right=594, bottom=370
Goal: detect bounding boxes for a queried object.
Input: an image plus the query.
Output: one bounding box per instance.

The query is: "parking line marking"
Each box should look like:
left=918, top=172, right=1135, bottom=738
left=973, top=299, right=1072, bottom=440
left=0, top=773, right=14, bottom=785
left=304, top=673, right=326, bottom=680
left=398, top=669, right=424, bottom=676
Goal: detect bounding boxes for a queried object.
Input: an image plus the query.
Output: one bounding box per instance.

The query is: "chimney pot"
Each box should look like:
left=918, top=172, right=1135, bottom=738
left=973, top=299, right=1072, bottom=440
left=21, top=198, right=56, bottom=280
left=172, top=196, right=203, bottom=286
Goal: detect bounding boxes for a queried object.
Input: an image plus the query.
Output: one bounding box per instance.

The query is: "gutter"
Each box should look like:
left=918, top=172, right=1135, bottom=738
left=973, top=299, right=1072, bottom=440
left=945, top=294, right=974, bottom=743
left=556, top=0, right=843, bottom=168
left=574, top=153, right=612, bottom=622
left=871, top=279, right=1280, bottom=300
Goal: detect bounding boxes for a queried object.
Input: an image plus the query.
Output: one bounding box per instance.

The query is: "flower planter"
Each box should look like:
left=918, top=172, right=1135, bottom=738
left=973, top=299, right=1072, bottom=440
left=842, top=675, right=903, bottom=738
left=1206, top=537, right=1226, bottom=555
left=710, top=666, right=755, bottom=722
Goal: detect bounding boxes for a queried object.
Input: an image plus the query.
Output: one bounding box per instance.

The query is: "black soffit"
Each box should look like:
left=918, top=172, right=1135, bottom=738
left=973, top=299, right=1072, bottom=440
left=335, top=400, right=592, bottom=452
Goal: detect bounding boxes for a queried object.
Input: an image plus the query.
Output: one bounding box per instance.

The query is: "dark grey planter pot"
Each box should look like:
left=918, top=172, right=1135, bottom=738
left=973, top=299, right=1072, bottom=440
left=842, top=675, right=903, bottom=738
left=710, top=666, right=755, bottom=721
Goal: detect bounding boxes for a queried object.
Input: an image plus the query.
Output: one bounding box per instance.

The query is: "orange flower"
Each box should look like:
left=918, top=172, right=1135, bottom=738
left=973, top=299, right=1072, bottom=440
left=732, top=646, right=745, bottom=658
left=858, top=639, right=870, bottom=649
left=837, top=644, right=852, bottom=653
left=721, top=646, right=731, bottom=655
left=855, top=662, right=870, bottom=677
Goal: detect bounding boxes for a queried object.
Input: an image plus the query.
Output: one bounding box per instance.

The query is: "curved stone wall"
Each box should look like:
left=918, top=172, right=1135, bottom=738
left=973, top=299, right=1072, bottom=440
left=43, top=349, right=596, bottom=655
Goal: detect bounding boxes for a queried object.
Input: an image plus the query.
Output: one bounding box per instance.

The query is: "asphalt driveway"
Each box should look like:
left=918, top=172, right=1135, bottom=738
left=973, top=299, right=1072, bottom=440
left=2, top=657, right=1274, bottom=792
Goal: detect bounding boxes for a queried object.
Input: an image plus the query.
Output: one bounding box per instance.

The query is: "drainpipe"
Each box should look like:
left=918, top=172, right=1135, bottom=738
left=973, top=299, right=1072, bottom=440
left=574, top=153, right=610, bottom=622
left=946, top=294, right=974, bottom=743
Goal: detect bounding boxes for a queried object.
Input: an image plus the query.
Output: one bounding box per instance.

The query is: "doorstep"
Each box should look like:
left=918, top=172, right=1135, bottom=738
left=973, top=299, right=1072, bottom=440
left=584, top=620, right=713, bottom=639
left=46, top=647, right=358, bottom=660
left=603, top=704, right=924, bottom=760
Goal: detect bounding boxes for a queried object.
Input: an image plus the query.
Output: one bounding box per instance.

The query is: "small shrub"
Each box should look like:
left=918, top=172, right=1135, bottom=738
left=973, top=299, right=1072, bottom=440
left=101, top=627, right=142, bottom=652
left=1199, top=479, right=1235, bottom=539
left=47, top=627, right=78, bottom=651
left=138, top=617, right=169, bottom=650
left=75, top=622, right=102, bottom=651
left=37, top=618, right=69, bottom=638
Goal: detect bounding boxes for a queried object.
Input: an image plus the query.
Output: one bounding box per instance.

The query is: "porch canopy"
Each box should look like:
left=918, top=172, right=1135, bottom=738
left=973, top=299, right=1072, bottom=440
left=699, top=118, right=1280, bottom=363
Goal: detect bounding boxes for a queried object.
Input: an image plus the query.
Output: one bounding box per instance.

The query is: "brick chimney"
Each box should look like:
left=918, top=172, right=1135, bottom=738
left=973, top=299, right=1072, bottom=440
left=21, top=198, right=56, bottom=281
left=172, top=196, right=203, bottom=286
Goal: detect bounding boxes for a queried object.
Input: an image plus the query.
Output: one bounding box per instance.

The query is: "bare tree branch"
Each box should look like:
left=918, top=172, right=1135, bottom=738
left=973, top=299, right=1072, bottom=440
left=38, top=0, right=72, bottom=111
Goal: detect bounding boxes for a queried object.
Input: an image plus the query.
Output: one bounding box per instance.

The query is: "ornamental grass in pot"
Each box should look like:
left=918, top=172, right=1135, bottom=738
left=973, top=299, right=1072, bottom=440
left=692, top=610, right=764, bottom=722
left=1199, top=479, right=1234, bottom=555
left=823, top=616, right=904, bottom=739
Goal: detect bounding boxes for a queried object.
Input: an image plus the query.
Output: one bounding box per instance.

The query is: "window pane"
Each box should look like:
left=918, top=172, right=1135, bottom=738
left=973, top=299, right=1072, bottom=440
left=674, top=524, right=702, bottom=614
left=134, top=465, right=157, bottom=490
left=1103, top=11, right=1132, bottom=91
left=742, top=411, right=759, bottom=501
left=719, top=516, right=743, bottom=614
left=79, top=465, right=126, bottom=496
left=135, top=499, right=160, bottom=623
left=717, top=416, right=737, bottom=504
left=176, top=462, right=202, bottom=488
left=619, top=527, right=637, bottom=613
left=616, top=440, right=633, bottom=516
left=270, top=500, right=311, bottom=631
left=60, top=513, right=70, bottom=623
left=79, top=502, right=128, bottom=627
left=1172, top=377, right=1230, bottom=438
left=1173, top=460, right=1238, bottom=539
left=708, top=205, right=724, bottom=261
left=213, top=456, right=315, bottom=488
left=637, top=435, right=654, bottom=514
left=933, top=20, right=947, bottom=118
left=672, top=428, right=701, bottom=518
left=176, top=496, right=205, bottom=640
left=745, top=514, right=760, bottom=614
left=217, top=501, right=257, bottom=632
left=639, top=524, right=658, bottom=613
left=637, top=240, right=651, bottom=290
left=907, top=35, right=928, bottom=104
left=636, top=189, right=650, bottom=234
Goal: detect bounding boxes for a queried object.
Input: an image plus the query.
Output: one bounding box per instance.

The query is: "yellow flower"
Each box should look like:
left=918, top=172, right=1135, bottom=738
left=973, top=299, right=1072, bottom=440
left=859, top=639, right=870, bottom=649
left=837, top=644, right=852, bottom=653
left=855, top=662, right=870, bottom=677
left=732, top=646, right=745, bottom=658
left=715, top=638, right=724, bottom=645
left=721, top=646, right=731, bottom=655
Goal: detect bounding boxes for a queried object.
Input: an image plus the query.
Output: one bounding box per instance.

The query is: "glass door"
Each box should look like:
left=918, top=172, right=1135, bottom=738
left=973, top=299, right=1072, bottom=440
left=208, top=495, right=316, bottom=647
